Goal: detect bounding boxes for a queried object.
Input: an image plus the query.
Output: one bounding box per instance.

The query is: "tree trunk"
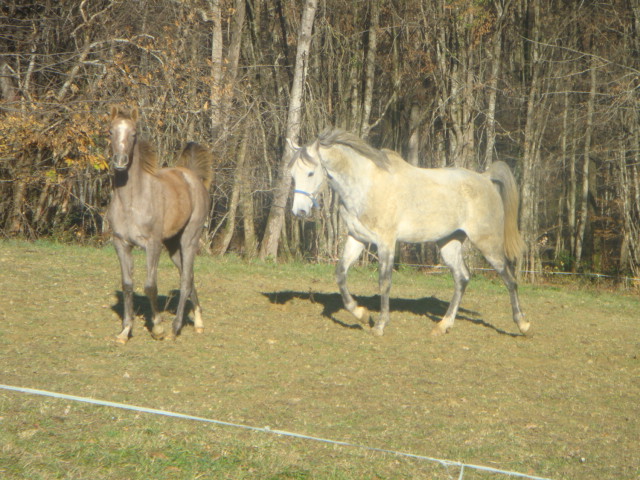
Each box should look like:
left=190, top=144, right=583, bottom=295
left=407, top=102, right=421, bottom=166
left=0, top=62, right=18, bottom=102
left=214, top=132, right=248, bottom=255
left=520, top=0, right=541, bottom=280
left=360, top=0, right=379, bottom=138
left=209, top=0, right=224, bottom=137
left=483, top=0, right=509, bottom=168
left=575, top=55, right=597, bottom=268
left=259, top=0, right=318, bottom=260
left=240, top=130, right=257, bottom=258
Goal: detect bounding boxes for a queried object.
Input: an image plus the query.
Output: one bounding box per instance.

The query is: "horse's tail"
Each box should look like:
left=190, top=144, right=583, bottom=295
left=176, top=142, right=214, bottom=189
left=487, top=161, right=525, bottom=263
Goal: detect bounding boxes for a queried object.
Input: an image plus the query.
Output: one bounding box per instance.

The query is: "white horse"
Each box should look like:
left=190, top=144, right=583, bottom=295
left=288, top=128, right=529, bottom=337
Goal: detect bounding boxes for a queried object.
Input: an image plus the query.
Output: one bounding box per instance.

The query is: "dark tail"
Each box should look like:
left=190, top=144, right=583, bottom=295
left=176, top=142, right=214, bottom=189
left=487, top=161, right=525, bottom=263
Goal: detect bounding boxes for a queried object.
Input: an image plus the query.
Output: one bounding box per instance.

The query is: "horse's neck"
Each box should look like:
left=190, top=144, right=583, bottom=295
left=324, top=149, right=374, bottom=211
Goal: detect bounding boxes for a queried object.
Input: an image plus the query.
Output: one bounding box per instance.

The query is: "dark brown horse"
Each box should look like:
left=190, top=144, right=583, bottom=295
left=107, top=106, right=213, bottom=343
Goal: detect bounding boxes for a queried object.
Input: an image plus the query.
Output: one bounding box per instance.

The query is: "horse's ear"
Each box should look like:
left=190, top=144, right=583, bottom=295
left=110, top=105, right=118, bottom=119
left=131, top=107, right=139, bottom=122
left=286, top=138, right=301, bottom=151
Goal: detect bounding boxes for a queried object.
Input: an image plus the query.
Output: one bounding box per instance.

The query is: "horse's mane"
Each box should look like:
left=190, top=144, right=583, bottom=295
left=138, top=140, right=159, bottom=175
left=317, top=128, right=390, bottom=170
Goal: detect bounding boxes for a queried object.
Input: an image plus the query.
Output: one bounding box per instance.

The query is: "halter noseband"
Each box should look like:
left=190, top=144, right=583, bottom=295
left=294, top=189, right=319, bottom=208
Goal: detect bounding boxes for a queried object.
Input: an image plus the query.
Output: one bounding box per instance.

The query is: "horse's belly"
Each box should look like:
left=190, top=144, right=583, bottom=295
left=396, top=214, right=460, bottom=243
left=397, top=225, right=446, bottom=243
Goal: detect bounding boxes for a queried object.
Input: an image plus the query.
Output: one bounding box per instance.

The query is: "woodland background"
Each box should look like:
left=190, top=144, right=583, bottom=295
left=1, top=0, right=639, bottom=281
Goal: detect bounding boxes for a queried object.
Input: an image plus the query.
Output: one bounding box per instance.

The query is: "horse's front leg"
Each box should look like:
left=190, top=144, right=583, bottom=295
left=336, top=235, right=368, bottom=323
left=372, top=243, right=395, bottom=337
left=114, top=238, right=134, bottom=344
left=144, top=241, right=165, bottom=340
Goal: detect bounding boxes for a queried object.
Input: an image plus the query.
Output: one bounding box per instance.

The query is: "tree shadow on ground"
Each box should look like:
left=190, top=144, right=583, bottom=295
left=262, top=290, right=520, bottom=336
left=111, top=289, right=195, bottom=332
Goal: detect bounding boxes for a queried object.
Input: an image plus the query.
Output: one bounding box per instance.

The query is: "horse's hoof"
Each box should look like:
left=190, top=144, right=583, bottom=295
left=353, top=306, right=369, bottom=323
left=430, top=325, right=449, bottom=337
left=195, top=327, right=205, bottom=334
left=371, top=326, right=384, bottom=337
left=115, top=336, right=128, bottom=345
left=518, top=321, right=531, bottom=335
left=151, top=324, right=166, bottom=340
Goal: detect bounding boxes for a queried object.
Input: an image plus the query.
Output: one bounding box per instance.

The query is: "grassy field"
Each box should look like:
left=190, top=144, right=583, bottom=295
left=0, top=240, right=638, bottom=479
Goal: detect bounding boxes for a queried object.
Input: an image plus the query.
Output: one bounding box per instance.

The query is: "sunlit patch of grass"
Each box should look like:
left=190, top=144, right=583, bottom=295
left=1, top=240, right=639, bottom=480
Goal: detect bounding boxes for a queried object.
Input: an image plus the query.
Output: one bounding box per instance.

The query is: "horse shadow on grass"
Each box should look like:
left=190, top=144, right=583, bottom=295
left=110, top=289, right=196, bottom=332
left=262, top=290, right=520, bottom=336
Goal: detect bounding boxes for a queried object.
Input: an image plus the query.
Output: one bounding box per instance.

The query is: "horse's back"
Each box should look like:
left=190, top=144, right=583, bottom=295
left=374, top=164, right=503, bottom=243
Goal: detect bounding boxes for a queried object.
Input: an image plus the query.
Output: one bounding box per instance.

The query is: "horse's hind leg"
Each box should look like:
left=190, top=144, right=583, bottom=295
left=503, top=260, right=529, bottom=334
left=114, top=238, right=134, bottom=343
left=431, top=236, right=470, bottom=337
left=189, top=286, right=204, bottom=334
left=165, top=238, right=204, bottom=335
left=490, top=256, right=529, bottom=334
left=475, top=240, right=529, bottom=334
left=170, top=230, right=202, bottom=338
left=336, top=235, right=368, bottom=323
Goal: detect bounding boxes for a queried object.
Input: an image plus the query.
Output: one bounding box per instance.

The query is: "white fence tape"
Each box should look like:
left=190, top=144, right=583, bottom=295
left=1, top=384, right=554, bottom=480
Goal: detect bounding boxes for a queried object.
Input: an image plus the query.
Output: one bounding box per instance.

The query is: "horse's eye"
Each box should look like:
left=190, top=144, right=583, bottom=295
left=308, top=171, right=314, bottom=177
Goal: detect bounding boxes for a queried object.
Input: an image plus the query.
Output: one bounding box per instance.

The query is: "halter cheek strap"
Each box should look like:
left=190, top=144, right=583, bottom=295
left=294, top=189, right=320, bottom=208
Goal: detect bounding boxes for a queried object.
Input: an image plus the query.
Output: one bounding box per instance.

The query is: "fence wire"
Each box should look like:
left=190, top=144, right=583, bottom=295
left=1, top=384, right=554, bottom=480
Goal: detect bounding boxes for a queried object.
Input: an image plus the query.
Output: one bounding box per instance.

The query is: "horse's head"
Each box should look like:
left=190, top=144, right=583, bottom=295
left=287, top=138, right=326, bottom=217
left=109, top=106, right=139, bottom=171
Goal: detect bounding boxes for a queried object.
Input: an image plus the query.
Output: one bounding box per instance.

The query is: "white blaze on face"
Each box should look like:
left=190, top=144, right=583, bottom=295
left=112, top=120, right=130, bottom=154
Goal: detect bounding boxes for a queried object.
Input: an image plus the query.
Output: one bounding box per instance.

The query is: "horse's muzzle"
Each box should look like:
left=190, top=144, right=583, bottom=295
left=292, top=206, right=311, bottom=218
left=112, top=153, right=129, bottom=170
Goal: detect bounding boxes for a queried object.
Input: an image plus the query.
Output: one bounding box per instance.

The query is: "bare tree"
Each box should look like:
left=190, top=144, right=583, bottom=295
left=260, top=0, right=318, bottom=259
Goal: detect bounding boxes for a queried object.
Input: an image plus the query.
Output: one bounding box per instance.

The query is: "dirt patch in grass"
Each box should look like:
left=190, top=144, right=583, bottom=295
left=0, top=240, right=638, bottom=479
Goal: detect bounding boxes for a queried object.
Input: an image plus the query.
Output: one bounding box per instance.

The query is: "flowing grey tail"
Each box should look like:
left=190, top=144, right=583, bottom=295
left=176, top=142, right=215, bottom=189
left=487, top=161, right=525, bottom=263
